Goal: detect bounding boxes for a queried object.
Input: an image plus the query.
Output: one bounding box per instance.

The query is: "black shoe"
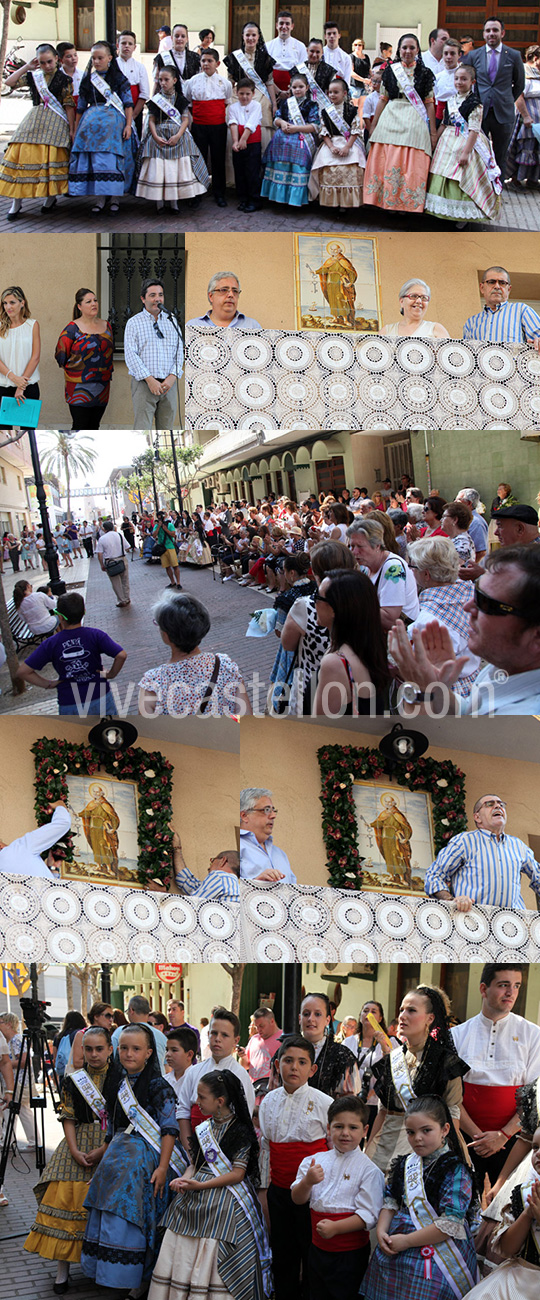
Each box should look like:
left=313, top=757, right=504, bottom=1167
left=237, top=201, right=247, bottom=211
left=41, top=197, right=57, bottom=214
left=243, top=202, right=257, bottom=212
left=6, top=209, right=21, bottom=221
left=214, top=195, right=227, bottom=207
left=188, top=196, right=202, bottom=209
left=52, top=1281, right=69, bottom=1295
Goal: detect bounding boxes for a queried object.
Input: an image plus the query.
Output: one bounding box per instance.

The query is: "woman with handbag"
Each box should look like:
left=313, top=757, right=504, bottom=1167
left=95, top=520, right=130, bottom=607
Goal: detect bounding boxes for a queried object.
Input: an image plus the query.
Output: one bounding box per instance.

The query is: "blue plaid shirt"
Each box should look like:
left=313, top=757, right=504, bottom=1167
left=124, top=308, right=184, bottom=380
left=425, top=828, right=540, bottom=908
left=463, top=302, right=540, bottom=343
left=175, top=864, right=239, bottom=901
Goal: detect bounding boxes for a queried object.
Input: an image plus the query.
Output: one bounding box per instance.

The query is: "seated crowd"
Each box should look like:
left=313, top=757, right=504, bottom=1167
left=211, top=475, right=540, bottom=716
left=0, top=15, right=534, bottom=223
left=7, top=972, right=540, bottom=1300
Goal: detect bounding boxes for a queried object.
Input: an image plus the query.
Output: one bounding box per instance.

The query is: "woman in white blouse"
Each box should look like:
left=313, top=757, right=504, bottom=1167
left=0, top=286, right=40, bottom=410
left=13, top=581, right=59, bottom=635
left=383, top=278, right=449, bottom=338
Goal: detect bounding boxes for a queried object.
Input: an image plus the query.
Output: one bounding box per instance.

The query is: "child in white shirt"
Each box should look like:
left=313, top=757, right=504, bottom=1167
left=228, top=78, right=263, bottom=211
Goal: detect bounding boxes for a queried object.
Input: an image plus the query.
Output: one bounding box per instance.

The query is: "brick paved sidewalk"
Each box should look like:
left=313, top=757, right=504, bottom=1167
left=0, top=551, right=277, bottom=713
left=0, top=1104, right=101, bottom=1300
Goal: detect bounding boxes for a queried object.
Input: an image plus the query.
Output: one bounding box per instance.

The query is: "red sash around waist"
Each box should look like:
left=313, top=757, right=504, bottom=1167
left=273, top=69, right=291, bottom=90
left=192, top=99, right=226, bottom=124
left=269, top=1138, right=328, bottom=1189
left=190, top=1101, right=206, bottom=1130
left=311, top=1209, right=369, bottom=1252
left=463, top=1082, right=518, bottom=1132
left=130, top=85, right=141, bottom=105
left=238, top=123, right=261, bottom=143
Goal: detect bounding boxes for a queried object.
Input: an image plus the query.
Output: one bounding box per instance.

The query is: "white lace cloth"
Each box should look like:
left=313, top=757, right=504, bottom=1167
left=185, top=328, right=540, bottom=431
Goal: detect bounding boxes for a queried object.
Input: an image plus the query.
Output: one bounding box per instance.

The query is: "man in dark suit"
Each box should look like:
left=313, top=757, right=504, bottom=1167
left=462, top=18, right=525, bottom=181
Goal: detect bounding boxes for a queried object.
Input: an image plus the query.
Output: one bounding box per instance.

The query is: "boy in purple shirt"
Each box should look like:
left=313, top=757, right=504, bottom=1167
left=16, top=592, right=127, bottom=715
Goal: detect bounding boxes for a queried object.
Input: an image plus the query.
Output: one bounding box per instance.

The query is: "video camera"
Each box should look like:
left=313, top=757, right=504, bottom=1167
left=19, top=997, right=51, bottom=1030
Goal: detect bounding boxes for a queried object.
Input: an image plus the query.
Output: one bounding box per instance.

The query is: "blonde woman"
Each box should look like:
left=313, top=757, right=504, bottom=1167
left=0, top=286, right=41, bottom=406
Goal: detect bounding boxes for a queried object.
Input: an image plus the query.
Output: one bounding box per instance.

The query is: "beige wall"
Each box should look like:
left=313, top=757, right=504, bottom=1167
left=240, top=718, right=540, bottom=907
left=0, top=716, right=238, bottom=882
left=186, top=232, right=539, bottom=337
left=9, top=235, right=134, bottom=429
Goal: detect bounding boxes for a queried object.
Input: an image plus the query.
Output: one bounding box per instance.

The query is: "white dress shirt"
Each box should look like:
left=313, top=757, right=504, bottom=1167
left=258, top=1081, right=332, bottom=1187
left=292, top=1146, right=385, bottom=1223
left=228, top=100, right=263, bottom=132
left=116, top=55, right=150, bottom=99
left=323, top=46, right=353, bottom=84
left=266, top=36, right=308, bottom=70
left=434, top=68, right=460, bottom=101
left=456, top=664, right=540, bottom=716
left=0, top=806, right=71, bottom=879
left=182, top=71, right=232, bottom=102
left=452, top=1011, right=540, bottom=1087
left=175, top=1053, right=255, bottom=1119
left=422, top=50, right=444, bottom=75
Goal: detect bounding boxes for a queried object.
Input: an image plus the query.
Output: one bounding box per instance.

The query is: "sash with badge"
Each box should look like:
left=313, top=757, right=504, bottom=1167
left=393, top=62, right=430, bottom=125
left=404, top=1152, right=478, bottom=1298
left=90, top=68, right=125, bottom=116
left=32, top=69, right=69, bottom=123
left=446, top=96, right=502, bottom=193
left=197, top=1119, right=273, bottom=1295
left=233, top=49, right=271, bottom=100
left=296, top=62, right=346, bottom=136
left=70, top=1068, right=108, bottom=1130
left=285, top=93, right=316, bottom=155
left=149, top=92, right=185, bottom=128
left=118, top=1077, right=188, bottom=1177
left=390, top=1044, right=417, bottom=1109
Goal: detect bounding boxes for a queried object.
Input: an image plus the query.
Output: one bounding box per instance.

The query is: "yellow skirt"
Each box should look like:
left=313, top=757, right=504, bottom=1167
left=0, top=143, right=70, bottom=197
left=24, top=1179, right=88, bottom=1262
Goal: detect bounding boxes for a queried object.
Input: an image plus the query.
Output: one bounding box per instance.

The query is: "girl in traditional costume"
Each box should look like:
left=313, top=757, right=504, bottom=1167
left=366, top=987, right=468, bottom=1175
left=425, top=65, right=502, bottom=224
left=363, top=1095, right=479, bottom=1300
left=224, top=21, right=277, bottom=155
left=149, top=1069, right=271, bottom=1300
left=309, top=75, right=365, bottom=209
left=136, top=64, right=210, bottom=211
left=261, top=73, right=319, bottom=207
left=364, top=34, right=436, bottom=214
left=68, top=40, right=133, bottom=214
left=466, top=1123, right=540, bottom=1300
left=80, top=1023, right=187, bottom=1294
left=0, top=43, right=74, bottom=222
left=24, top=1026, right=113, bottom=1296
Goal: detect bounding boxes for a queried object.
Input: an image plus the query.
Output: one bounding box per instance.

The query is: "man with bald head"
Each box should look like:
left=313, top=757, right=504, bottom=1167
left=425, top=793, right=540, bottom=911
left=186, top=272, right=262, bottom=329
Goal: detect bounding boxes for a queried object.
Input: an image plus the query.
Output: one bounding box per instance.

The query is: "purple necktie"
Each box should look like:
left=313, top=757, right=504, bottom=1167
left=488, top=48, right=498, bottom=83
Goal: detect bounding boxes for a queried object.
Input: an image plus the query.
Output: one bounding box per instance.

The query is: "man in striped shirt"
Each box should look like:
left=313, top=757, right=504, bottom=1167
left=425, top=794, right=540, bottom=910
left=172, top=831, right=240, bottom=901
left=463, top=266, right=540, bottom=348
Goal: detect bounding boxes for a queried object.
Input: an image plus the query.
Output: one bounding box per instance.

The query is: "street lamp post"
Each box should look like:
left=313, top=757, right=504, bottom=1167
left=169, top=430, right=183, bottom=511
left=105, top=0, right=117, bottom=49
left=28, top=430, right=66, bottom=597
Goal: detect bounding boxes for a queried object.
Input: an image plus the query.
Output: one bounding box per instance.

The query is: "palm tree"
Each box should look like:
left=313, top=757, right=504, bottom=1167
left=39, top=433, right=98, bottom=521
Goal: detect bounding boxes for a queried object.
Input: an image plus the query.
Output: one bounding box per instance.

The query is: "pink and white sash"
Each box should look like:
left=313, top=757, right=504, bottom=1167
left=286, top=94, right=316, bottom=155
left=393, top=61, right=429, bottom=124
left=296, top=62, right=346, bottom=135
left=446, top=96, right=502, bottom=192
left=32, top=68, right=68, bottom=122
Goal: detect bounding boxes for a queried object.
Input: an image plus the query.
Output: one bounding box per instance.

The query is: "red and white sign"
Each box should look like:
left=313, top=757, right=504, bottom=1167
left=155, top=963, right=182, bottom=983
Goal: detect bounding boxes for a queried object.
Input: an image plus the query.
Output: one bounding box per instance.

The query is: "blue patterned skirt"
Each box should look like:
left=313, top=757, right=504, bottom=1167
left=80, top=1131, right=176, bottom=1288
left=69, top=105, right=128, bottom=196
left=261, top=132, right=314, bottom=206
left=363, top=1208, right=477, bottom=1300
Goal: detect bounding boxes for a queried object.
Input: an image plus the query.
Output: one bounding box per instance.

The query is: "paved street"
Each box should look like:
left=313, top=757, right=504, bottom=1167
left=1, top=96, right=538, bottom=234
left=0, top=1101, right=102, bottom=1300
left=0, top=549, right=276, bottom=715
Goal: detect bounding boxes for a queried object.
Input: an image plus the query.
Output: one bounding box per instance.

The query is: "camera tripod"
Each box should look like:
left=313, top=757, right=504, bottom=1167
left=0, top=977, right=61, bottom=1187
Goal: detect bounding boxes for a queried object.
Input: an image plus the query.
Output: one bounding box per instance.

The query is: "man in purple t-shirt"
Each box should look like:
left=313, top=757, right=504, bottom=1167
left=167, top=998, right=201, bottom=1054
left=16, top=591, right=127, bottom=716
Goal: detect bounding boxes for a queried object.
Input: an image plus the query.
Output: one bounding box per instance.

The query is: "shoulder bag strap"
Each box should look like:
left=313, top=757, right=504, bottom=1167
left=199, top=654, right=221, bottom=714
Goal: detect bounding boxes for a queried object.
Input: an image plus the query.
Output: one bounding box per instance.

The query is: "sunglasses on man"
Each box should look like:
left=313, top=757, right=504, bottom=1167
left=474, top=579, right=531, bottom=620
